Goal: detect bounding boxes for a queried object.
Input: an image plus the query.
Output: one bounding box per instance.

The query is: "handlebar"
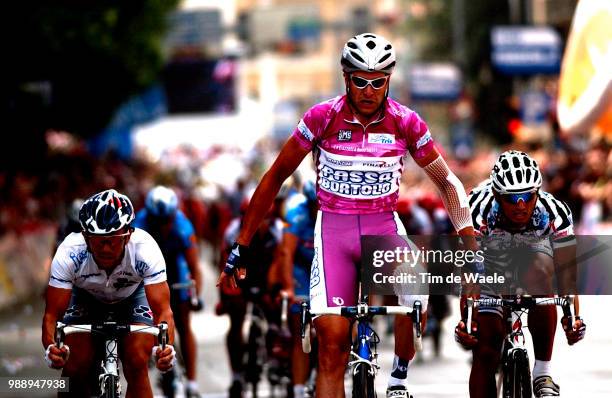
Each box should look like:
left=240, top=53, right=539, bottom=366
left=466, top=296, right=575, bottom=334
left=55, top=321, right=169, bottom=349
left=301, top=301, right=424, bottom=352
left=309, top=304, right=420, bottom=317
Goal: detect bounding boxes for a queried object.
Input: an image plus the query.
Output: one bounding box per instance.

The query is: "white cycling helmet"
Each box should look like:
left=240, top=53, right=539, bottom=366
left=490, top=150, right=542, bottom=194
left=145, top=185, right=179, bottom=218
left=79, top=189, right=135, bottom=234
left=341, top=33, right=396, bottom=75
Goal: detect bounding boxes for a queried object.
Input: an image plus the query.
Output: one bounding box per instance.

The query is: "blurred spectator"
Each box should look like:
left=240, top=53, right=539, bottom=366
left=571, top=145, right=610, bottom=233
left=54, top=198, right=84, bottom=251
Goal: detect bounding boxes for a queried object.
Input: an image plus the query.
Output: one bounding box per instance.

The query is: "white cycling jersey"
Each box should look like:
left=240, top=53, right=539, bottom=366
left=49, top=229, right=167, bottom=304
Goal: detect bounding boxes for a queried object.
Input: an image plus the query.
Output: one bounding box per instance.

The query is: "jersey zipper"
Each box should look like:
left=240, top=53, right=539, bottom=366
left=361, top=124, right=367, bottom=148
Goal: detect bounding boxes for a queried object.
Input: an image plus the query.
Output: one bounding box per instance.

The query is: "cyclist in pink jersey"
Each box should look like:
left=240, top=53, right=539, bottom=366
left=218, top=33, right=479, bottom=398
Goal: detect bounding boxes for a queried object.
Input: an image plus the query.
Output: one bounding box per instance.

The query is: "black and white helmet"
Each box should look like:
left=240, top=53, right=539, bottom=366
left=79, top=189, right=135, bottom=234
left=341, top=33, right=396, bottom=75
left=490, top=150, right=542, bottom=194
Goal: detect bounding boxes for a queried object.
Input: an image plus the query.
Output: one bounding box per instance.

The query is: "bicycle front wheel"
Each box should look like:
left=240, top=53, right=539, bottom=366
left=101, top=374, right=120, bottom=398
left=352, top=364, right=376, bottom=398
left=502, top=348, right=532, bottom=398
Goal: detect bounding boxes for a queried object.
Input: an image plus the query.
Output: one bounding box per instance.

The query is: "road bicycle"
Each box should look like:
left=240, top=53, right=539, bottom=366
left=466, top=295, right=576, bottom=398
left=242, top=287, right=293, bottom=398
left=55, top=318, right=169, bottom=398
left=266, top=290, right=294, bottom=397
left=301, top=296, right=423, bottom=398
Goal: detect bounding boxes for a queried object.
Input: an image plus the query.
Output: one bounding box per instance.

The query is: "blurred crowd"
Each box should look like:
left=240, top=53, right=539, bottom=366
left=1, top=129, right=610, bottom=242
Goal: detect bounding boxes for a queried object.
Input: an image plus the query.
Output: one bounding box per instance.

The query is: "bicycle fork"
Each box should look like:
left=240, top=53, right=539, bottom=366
left=99, top=337, right=121, bottom=396
left=349, top=322, right=379, bottom=377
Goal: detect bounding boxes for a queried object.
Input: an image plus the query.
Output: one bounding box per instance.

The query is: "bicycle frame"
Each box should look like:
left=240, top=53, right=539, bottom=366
left=55, top=320, right=168, bottom=397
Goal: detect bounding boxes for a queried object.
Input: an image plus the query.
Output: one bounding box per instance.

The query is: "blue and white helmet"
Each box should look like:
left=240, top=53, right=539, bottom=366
left=341, top=33, right=396, bottom=75
left=79, top=189, right=135, bottom=234
left=145, top=185, right=179, bottom=218
left=490, top=150, right=542, bottom=194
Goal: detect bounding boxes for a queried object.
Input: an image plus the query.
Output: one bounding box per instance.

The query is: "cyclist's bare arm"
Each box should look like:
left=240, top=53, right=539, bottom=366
left=145, top=281, right=175, bottom=344
left=237, top=136, right=310, bottom=246
left=184, top=238, right=203, bottom=295
left=553, top=244, right=583, bottom=332
left=42, top=286, right=72, bottom=348
left=553, top=244, right=578, bottom=300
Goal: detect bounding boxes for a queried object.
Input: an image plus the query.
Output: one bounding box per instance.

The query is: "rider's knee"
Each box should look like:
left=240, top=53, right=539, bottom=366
left=62, top=334, right=93, bottom=377
left=473, top=313, right=504, bottom=366
left=523, top=253, right=554, bottom=293
left=122, top=340, right=152, bottom=376
left=532, top=253, right=554, bottom=277
left=314, top=316, right=350, bottom=366
left=473, top=342, right=502, bottom=367
left=62, top=358, right=90, bottom=377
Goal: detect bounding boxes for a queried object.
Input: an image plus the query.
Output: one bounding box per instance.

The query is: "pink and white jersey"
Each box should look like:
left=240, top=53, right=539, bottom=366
left=292, top=95, right=436, bottom=214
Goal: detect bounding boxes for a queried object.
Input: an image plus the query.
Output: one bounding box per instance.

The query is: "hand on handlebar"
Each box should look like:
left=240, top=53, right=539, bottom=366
left=561, top=315, right=586, bottom=345
left=45, top=344, right=70, bottom=369
left=454, top=319, right=479, bottom=350
left=152, top=345, right=176, bottom=373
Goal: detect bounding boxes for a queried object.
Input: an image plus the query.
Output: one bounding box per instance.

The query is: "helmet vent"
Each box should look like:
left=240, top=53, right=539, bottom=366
left=516, top=170, right=523, bottom=183
left=523, top=156, right=530, bottom=167
left=347, top=42, right=357, bottom=49
left=363, top=34, right=376, bottom=38
left=505, top=171, right=514, bottom=185
left=379, top=53, right=391, bottom=63
left=512, top=157, right=520, bottom=168
left=366, top=40, right=376, bottom=49
left=350, top=51, right=365, bottom=63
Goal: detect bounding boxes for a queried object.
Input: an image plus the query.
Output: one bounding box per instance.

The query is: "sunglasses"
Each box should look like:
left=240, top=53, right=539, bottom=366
left=350, top=75, right=389, bottom=90
left=85, top=232, right=131, bottom=248
left=500, top=191, right=537, bottom=204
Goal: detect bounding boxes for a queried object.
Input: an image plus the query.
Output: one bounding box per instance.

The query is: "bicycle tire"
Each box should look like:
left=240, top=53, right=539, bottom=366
left=245, top=322, right=264, bottom=398
left=159, top=369, right=177, bottom=398
left=100, top=374, right=119, bottom=398
left=352, top=364, right=376, bottom=398
left=517, top=350, right=532, bottom=398
left=502, top=348, right=531, bottom=398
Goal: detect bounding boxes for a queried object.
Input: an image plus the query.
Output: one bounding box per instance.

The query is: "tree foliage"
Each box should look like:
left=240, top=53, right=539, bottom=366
left=5, top=0, right=179, bottom=153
